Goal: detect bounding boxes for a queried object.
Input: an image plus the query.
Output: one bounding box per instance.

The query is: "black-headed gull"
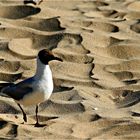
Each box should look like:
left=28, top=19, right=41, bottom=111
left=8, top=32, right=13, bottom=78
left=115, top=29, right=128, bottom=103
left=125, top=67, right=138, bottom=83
left=1, top=49, right=62, bottom=127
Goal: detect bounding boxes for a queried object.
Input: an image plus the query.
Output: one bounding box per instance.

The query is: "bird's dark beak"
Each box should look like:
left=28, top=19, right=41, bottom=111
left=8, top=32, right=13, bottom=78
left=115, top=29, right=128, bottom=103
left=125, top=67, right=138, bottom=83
left=54, top=57, right=63, bottom=62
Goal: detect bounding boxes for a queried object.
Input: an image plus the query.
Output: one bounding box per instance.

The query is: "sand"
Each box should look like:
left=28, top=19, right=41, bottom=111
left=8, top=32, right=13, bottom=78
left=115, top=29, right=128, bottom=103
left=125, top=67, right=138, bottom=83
left=0, top=0, right=140, bottom=139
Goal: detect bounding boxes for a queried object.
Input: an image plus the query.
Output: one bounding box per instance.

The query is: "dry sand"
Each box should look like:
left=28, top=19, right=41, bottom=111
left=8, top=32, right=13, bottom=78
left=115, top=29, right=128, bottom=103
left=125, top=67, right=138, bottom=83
left=0, top=0, right=140, bottom=139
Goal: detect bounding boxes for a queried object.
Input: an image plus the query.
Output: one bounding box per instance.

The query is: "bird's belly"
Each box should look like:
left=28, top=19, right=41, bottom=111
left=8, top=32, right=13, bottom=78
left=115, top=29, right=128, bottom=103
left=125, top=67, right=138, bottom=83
left=16, top=91, right=51, bottom=106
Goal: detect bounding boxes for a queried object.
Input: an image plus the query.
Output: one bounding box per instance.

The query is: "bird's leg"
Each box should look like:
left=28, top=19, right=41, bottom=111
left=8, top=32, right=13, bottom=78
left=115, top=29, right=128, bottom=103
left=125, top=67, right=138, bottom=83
left=34, top=104, right=46, bottom=127
left=35, top=104, right=41, bottom=127
left=17, top=103, right=27, bottom=123
left=36, top=104, right=39, bottom=123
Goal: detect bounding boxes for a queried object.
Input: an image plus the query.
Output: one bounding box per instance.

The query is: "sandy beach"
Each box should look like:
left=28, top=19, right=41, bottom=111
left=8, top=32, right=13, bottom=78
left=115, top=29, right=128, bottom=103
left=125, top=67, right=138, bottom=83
left=0, top=0, right=140, bottom=139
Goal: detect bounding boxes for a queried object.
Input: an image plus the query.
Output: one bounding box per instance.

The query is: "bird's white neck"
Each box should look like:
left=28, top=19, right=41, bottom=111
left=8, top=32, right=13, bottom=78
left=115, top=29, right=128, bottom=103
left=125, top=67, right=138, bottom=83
left=34, top=57, right=52, bottom=80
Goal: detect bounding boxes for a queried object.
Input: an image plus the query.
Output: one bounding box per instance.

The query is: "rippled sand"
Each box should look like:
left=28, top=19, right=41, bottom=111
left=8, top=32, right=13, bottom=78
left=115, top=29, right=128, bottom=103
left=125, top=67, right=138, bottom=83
left=0, top=0, right=140, bottom=139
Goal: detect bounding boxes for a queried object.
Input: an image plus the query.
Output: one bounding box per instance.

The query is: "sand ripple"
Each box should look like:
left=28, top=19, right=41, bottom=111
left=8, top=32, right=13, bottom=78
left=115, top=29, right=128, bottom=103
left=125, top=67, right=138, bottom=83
left=0, top=0, right=140, bottom=139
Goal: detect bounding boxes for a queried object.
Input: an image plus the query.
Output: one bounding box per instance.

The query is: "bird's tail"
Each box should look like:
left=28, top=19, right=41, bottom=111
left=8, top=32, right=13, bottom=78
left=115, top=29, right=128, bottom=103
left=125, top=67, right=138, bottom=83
left=0, top=83, right=14, bottom=98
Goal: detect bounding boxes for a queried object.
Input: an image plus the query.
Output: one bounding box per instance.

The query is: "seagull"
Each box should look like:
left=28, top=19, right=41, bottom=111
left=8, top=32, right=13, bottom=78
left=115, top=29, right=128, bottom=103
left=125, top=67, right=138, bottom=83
left=24, top=0, right=43, bottom=5
left=1, top=49, right=62, bottom=127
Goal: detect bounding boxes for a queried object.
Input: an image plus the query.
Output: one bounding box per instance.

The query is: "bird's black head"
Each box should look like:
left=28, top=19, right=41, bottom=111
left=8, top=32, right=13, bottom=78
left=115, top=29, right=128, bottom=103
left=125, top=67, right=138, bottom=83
left=38, top=49, right=62, bottom=65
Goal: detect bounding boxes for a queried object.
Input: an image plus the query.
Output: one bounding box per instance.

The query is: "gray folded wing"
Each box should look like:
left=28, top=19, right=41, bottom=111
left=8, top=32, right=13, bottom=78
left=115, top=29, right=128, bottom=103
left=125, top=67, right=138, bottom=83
left=1, top=77, right=34, bottom=101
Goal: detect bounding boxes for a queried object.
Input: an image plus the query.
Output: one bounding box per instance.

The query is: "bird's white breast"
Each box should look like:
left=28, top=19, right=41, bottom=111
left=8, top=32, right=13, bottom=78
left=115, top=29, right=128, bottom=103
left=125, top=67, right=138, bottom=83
left=17, top=65, right=54, bottom=106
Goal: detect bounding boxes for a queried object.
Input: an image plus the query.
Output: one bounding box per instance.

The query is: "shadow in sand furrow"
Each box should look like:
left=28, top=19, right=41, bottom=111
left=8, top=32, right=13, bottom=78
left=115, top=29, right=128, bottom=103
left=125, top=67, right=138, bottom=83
left=62, top=33, right=83, bottom=45
left=7, top=17, right=65, bottom=32
left=52, top=62, right=92, bottom=79
left=123, top=79, right=137, bottom=85
left=52, top=89, right=82, bottom=102
left=39, top=100, right=85, bottom=115
left=8, top=34, right=83, bottom=60
left=9, top=50, right=36, bottom=60
left=102, top=10, right=126, bottom=19
left=130, top=20, right=140, bottom=33
left=33, top=33, right=82, bottom=50
left=0, top=60, right=22, bottom=82
left=0, top=72, right=22, bottom=82
left=66, top=20, right=119, bottom=33
left=54, top=77, right=96, bottom=89
left=72, top=119, right=126, bottom=139
left=109, top=44, right=140, bottom=59
left=92, top=121, right=140, bottom=139
left=0, top=60, right=21, bottom=73
left=0, top=5, right=40, bottom=19
left=91, top=63, right=127, bottom=88
left=131, top=112, right=140, bottom=117
left=102, top=122, right=140, bottom=139
left=53, top=85, right=74, bottom=94
left=87, top=22, right=119, bottom=33
left=0, top=27, right=83, bottom=55
left=54, top=113, right=101, bottom=124
left=113, top=71, right=133, bottom=81
left=7, top=124, right=18, bottom=137
left=25, top=17, right=65, bottom=31
left=105, top=60, right=140, bottom=72
left=91, top=44, right=140, bottom=60
left=44, top=122, right=74, bottom=138
left=82, top=33, right=122, bottom=49
left=31, top=115, right=58, bottom=124
left=109, top=89, right=132, bottom=103
left=0, top=100, right=19, bottom=114
left=0, top=0, right=22, bottom=4
left=53, top=51, right=92, bottom=64
left=81, top=120, right=140, bottom=139
left=0, top=26, right=81, bottom=43
left=94, top=1, right=108, bottom=6
left=83, top=1, right=108, bottom=7
left=115, top=90, right=140, bottom=108
left=53, top=43, right=91, bottom=61
left=0, top=41, right=9, bottom=50
left=52, top=63, right=94, bottom=87
left=7, top=34, right=63, bottom=60
left=0, top=120, right=7, bottom=129
left=76, top=1, right=108, bottom=17
left=0, top=120, right=18, bottom=138
left=0, top=27, right=35, bottom=38
left=106, top=71, right=140, bottom=85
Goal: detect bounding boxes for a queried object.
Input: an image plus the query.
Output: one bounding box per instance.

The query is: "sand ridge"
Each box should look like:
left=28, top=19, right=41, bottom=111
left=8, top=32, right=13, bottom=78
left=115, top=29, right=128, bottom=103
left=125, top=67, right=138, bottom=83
left=0, top=0, right=140, bottom=139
